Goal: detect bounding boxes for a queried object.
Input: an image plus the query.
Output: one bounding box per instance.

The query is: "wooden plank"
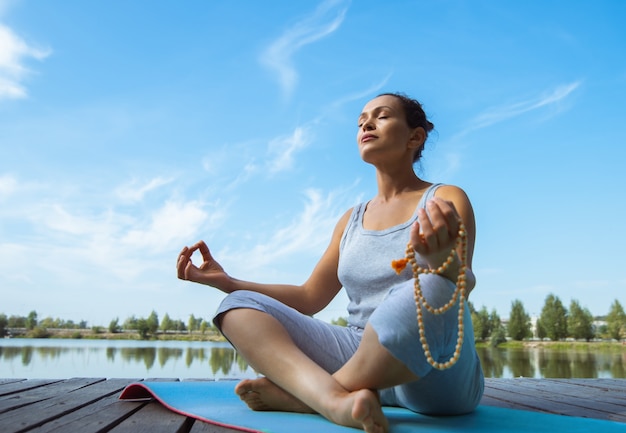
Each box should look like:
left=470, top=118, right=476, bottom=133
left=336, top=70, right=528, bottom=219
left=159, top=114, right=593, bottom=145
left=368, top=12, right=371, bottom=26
left=557, top=378, right=626, bottom=396
left=540, top=379, right=626, bottom=405
left=0, top=379, right=63, bottom=398
left=0, top=378, right=121, bottom=433
left=108, top=401, right=193, bottom=433
left=0, top=378, right=103, bottom=414
left=189, top=420, right=243, bottom=433
left=492, top=379, right=626, bottom=414
left=0, top=379, right=26, bottom=386
left=27, top=380, right=144, bottom=433
left=484, top=379, right=626, bottom=421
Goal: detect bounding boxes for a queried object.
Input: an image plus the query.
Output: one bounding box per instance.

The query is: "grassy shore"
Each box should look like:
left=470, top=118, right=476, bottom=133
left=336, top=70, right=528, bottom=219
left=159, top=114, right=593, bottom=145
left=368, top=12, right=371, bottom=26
left=11, top=327, right=625, bottom=349
left=476, top=340, right=626, bottom=351
left=9, top=327, right=227, bottom=342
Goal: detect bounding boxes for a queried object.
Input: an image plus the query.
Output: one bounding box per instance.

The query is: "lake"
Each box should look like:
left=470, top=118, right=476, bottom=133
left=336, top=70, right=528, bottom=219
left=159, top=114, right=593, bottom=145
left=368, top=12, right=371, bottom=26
left=1, top=339, right=625, bottom=379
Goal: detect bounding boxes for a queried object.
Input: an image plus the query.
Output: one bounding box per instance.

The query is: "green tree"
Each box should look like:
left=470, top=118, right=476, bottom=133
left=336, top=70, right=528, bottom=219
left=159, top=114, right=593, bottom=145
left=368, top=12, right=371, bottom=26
left=123, top=315, right=138, bottom=330
left=175, top=320, right=187, bottom=332
left=491, top=326, right=507, bottom=347
left=25, top=311, right=38, bottom=330
left=471, top=306, right=491, bottom=341
left=136, top=318, right=150, bottom=339
left=146, top=311, right=159, bottom=335
left=108, top=318, right=121, bottom=334
left=489, top=309, right=505, bottom=347
left=0, top=313, right=7, bottom=337
left=331, top=317, right=348, bottom=327
left=508, top=300, right=532, bottom=341
left=188, top=314, right=198, bottom=334
left=8, top=315, right=26, bottom=328
left=567, top=299, right=594, bottom=341
left=161, top=313, right=172, bottom=332
left=606, top=299, right=626, bottom=340
left=537, top=294, right=568, bottom=341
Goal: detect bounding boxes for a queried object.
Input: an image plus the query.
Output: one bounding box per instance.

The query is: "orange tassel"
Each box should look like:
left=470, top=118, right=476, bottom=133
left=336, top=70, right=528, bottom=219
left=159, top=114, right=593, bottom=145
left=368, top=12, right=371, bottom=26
left=391, top=258, right=409, bottom=274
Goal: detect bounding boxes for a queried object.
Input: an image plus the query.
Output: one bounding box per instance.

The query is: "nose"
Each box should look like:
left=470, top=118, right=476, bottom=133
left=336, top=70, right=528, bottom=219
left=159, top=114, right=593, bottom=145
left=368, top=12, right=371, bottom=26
left=361, top=117, right=375, bottom=131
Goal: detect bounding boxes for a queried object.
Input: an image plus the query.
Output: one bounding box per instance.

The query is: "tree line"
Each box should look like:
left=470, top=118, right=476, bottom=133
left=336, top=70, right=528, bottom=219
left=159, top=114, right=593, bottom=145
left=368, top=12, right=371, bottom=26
left=0, top=310, right=219, bottom=340
left=2, top=294, right=625, bottom=343
left=470, top=294, right=626, bottom=346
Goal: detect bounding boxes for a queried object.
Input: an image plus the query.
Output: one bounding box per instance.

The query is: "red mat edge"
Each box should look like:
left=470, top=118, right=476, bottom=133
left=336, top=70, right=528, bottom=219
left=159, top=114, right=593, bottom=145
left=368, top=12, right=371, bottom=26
left=119, top=382, right=262, bottom=433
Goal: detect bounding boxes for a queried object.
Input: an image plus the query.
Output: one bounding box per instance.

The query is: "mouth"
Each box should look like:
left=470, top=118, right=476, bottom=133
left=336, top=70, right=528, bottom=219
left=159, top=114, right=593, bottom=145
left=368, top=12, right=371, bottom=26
left=360, top=133, right=377, bottom=143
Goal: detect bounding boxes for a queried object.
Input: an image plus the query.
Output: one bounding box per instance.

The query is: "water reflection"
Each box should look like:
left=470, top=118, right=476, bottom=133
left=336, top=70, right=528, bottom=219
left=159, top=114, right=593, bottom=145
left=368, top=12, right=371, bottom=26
left=476, top=346, right=626, bottom=378
left=1, top=340, right=625, bottom=379
left=0, top=340, right=256, bottom=379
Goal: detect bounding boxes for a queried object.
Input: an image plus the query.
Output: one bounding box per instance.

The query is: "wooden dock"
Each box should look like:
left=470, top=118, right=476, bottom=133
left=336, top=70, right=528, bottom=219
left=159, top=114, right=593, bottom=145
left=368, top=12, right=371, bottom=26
left=0, top=378, right=625, bottom=432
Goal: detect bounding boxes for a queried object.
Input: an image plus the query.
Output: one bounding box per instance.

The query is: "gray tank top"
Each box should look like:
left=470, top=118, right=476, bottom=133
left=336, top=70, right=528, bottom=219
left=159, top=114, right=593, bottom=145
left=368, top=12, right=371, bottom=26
left=338, top=183, right=442, bottom=329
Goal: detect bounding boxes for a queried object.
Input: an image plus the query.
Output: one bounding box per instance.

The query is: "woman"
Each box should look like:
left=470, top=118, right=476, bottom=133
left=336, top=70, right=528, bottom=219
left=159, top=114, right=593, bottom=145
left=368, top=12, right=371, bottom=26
left=177, top=93, right=484, bottom=433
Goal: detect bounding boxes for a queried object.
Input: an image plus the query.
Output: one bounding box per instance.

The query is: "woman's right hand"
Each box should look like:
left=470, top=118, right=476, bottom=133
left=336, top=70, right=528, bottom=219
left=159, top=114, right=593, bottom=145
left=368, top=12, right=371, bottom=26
left=177, top=241, right=231, bottom=291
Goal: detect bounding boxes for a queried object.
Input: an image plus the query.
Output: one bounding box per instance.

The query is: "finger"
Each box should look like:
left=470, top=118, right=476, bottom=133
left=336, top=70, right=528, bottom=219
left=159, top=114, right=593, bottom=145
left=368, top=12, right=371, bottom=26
left=184, top=260, right=197, bottom=281
left=177, top=255, right=188, bottom=280
left=417, top=207, right=439, bottom=251
left=178, top=246, right=195, bottom=264
left=427, top=199, right=460, bottom=241
left=410, top=221, right=427, bottom=253
left=434, top=198, right=461, bottom=239
left=195, top=241, right=212, bottom=262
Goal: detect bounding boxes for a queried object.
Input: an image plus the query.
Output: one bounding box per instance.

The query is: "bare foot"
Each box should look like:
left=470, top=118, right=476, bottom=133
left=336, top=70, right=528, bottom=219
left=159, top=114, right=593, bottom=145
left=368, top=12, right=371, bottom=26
left=325, top=389, right=388, bottom=433
left=234, top=378, right=314, bottom=413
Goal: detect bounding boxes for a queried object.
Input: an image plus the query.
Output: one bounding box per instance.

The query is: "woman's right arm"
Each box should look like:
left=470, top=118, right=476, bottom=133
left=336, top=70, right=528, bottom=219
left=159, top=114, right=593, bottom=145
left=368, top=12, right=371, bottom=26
left=177, top=209, right=352, bottom=316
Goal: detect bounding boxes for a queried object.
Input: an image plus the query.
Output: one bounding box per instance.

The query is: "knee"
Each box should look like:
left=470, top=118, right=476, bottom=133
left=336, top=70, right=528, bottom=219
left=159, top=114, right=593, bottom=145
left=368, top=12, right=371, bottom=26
left=215, top=308, right=253, bottom=337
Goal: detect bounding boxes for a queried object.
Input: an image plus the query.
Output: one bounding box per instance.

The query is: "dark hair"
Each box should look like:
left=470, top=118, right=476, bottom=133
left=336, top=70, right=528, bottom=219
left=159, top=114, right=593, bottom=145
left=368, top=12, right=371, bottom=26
left=377, top=92, right=434, bottom=162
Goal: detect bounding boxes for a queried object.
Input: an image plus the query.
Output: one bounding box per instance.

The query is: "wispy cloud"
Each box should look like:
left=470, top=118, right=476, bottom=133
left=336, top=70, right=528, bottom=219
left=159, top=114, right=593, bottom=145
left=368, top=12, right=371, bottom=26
left=461, top=81, right=582, bottom=135
left=224, top=187, right=347, bottom=271
left=266, top=126, right=312, bottom=174
left=115, top=177, right=174, bottom=203
left=328, top=74, right=393, bottom=109
left=0, top=23, right=51, bottom=99
left=260, top=0, right=350, bottom=98
left=0, top=173, right=17, bottom=198
left=121, top=200, right=212, bottom=253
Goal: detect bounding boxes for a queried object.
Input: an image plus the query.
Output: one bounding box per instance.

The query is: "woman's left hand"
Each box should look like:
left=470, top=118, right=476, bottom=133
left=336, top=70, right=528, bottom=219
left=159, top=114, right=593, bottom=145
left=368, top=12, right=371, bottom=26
left=410, top=197, right=461, bottom=269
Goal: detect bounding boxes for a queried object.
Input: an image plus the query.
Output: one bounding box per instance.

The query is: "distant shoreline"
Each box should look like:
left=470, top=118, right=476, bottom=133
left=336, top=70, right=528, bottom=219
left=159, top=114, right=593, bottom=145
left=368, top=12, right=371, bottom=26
left=476, top=340, right=626, bottom=351
left=5, top=328, right=625, bottom=349
left=4, top=328, right=227, bottom=342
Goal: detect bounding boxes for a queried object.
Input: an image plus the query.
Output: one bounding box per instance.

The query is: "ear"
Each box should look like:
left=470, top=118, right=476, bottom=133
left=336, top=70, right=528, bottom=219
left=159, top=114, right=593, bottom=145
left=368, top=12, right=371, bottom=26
left=407, top=127, right=426, bottom=149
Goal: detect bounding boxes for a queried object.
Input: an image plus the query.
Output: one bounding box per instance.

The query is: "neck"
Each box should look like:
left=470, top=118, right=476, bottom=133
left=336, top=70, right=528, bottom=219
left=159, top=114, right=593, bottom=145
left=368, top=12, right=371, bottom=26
left=374, top=166, right=424, bottom=201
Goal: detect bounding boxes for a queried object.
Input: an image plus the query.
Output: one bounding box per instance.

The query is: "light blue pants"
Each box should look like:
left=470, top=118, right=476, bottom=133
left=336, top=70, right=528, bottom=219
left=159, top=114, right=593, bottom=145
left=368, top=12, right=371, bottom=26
left=213, top=274, right=484, bottom=415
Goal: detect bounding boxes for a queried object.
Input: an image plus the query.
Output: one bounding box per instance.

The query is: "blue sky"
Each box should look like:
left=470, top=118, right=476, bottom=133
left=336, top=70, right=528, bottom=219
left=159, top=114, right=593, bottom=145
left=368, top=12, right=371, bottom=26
left=1, top=0, right=625, bottom=327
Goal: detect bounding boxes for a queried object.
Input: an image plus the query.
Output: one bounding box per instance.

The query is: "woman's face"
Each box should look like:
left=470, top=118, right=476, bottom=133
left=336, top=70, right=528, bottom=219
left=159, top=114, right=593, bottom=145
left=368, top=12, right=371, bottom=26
left=356, top=95, right=419, bottom=164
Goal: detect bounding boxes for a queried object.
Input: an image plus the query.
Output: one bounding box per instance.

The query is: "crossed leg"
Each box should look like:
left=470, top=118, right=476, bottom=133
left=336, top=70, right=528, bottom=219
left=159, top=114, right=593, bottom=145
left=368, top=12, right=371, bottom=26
left=219, top=308, right=419, bottom=433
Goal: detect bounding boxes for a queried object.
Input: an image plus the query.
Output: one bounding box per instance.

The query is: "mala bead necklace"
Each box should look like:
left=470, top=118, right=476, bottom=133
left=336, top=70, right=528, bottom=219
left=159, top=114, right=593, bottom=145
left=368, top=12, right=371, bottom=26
left=391, top=221, right=468, bottom=370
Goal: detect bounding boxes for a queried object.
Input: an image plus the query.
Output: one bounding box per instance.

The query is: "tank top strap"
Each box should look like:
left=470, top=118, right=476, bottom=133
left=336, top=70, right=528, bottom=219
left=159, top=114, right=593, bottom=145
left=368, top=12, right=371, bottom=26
left=417, top=183, right=444, bottom=210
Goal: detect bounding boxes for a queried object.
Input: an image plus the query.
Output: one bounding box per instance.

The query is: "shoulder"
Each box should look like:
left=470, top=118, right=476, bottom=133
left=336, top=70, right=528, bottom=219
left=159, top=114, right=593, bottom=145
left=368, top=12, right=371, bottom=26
left=432, top=184, right=475, bottom=221
left=336, top=207, right=355, bottom=231
left=432, top=184, right=471, bottom=204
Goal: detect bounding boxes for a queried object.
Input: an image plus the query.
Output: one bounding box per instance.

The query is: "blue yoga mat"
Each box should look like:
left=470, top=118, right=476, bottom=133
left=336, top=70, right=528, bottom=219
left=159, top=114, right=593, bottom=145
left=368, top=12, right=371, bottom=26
left=119, top=380, right=625, bottom=433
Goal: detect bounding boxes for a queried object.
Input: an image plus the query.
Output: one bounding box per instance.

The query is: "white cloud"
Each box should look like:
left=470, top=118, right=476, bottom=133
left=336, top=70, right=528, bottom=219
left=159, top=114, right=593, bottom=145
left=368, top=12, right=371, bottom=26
left=223, top=187, right=350, bottom=275
left=0, top=173, right=17, bottom=198
left=46, top=204, right=101, bottom=236
left=121, top=200, right=212, bottom=253
left=260, top=0, right=349, bottom=98
left=266, top=126, right=312, bottom=174
left=115, top=177, right=174, bottom=203
left=465, top=81, right=582, bottom=133
left=0, top=23, right=51, bottom=99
